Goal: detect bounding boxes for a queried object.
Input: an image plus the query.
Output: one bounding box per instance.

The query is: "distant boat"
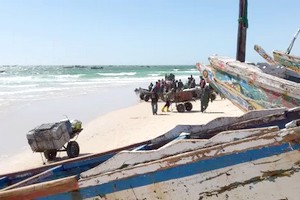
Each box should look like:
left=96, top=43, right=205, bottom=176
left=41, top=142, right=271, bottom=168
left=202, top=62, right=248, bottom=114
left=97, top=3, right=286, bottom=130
left=197, top=55, right=300, bottom=111
left=1, top=107, right=300, bottom=199
left=74, top=65, right=87, bottom=69
left=90, top=66, right=103, bottom=69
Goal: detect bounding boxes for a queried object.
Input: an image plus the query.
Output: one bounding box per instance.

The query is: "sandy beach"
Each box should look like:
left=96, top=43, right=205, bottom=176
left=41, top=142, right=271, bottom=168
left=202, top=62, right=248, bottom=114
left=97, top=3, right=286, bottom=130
left=0, top=96, right=243, bottom=174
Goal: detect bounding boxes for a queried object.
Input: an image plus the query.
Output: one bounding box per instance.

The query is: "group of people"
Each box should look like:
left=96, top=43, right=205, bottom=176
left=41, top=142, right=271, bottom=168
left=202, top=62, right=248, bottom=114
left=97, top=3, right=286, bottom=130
left=150, top=90, right=173, bottom=115
left=148, top=79, right=184, bottom=95
left=149, top=81, right=173, bottom=115
left=148, top=74, right=216, bottom=115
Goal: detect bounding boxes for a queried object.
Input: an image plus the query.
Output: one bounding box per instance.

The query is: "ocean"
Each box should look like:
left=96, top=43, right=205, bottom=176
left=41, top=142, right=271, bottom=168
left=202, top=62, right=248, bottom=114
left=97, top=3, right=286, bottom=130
left=0, top=65, right=199, bottom=109
left=0, top=65, right=200, bottom=159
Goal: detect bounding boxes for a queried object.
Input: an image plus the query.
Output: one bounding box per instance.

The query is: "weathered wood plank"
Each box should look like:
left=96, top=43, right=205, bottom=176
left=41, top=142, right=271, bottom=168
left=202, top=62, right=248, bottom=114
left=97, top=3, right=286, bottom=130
left=151, top=107, right=287, bottom=144
left=80, top=127, right=300, bottom=186
left=1, top=127, right=300, bottom=199
left=81, top=126, right=278, bottom=178
left=0, top=176, right=79, bottom=200
left=1, top=165, right=63, bottom=191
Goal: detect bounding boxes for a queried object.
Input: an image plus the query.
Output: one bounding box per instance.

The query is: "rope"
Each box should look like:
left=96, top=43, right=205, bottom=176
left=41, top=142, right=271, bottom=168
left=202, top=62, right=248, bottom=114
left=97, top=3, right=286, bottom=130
left=238, top=0, right=248, bottom=28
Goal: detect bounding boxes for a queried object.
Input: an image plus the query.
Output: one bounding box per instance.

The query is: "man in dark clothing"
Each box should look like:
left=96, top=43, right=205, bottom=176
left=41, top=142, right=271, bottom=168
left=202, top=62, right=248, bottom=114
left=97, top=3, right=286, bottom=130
left=190, top=79, right=196, bottom=88
left=200, top=76, right=206, bottom=89
left=177, top=79, right=184, bottom=91
left=150, top=90, right=159, bottom=115
left=148, top=82, right=153, bottom=91
left=187, top=75, right=194, bottom=88
left=201, top=83, right=211, bottom=112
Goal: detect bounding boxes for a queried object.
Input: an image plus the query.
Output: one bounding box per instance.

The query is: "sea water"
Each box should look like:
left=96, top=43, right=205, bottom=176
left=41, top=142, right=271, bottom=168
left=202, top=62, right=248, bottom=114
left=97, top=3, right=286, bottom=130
left=0, top=65, right=200, bottom=158
left=0, top=65, right=199, bottom=109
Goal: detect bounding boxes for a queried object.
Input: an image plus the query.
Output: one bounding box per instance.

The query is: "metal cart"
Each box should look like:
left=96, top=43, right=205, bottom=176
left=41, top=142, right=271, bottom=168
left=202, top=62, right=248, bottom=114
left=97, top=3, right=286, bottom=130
left=27, top=120, right=83, bottom=161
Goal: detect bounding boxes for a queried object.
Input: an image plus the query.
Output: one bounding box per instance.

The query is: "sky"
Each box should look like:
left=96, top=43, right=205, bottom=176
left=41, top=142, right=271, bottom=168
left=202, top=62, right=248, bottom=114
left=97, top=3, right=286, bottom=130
left=0, top=0, right=299, bottom=65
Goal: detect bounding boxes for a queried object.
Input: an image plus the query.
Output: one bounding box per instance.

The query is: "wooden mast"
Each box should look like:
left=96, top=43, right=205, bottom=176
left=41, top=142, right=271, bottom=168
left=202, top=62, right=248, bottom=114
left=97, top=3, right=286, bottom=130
left=236, top=0, right=248, bottom=62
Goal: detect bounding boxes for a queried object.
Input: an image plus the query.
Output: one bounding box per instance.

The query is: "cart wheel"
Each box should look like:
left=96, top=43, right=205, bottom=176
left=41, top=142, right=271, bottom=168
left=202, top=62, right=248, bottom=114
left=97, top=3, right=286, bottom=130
left=139, top=94, right=144, bottom=100
left=67, top=141, right=80, bottom=158
left=176, top=104, right=185, bottom=112
left=184, top=102, right=193, bottom=111
left=44, top=150, right=57, bottom=161
left=144, top=95, right=150, bottom=102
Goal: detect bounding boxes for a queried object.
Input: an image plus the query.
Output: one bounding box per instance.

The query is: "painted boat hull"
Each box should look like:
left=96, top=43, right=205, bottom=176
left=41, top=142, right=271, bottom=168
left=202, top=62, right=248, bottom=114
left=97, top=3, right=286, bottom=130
left=253, top=45, right=300, bottom=82
left=2, top=106, right=298, bottom=190
left=1, top=108, right=300, bottom=199
left=0, top=141, right=149, bottom=190
left=2, top=126, right=299, bottom=200
left=70, top=148, right=300, bottom=200
left=207, top=56, right=300, bottom=111
left=273, top=50, right=300, bottom=74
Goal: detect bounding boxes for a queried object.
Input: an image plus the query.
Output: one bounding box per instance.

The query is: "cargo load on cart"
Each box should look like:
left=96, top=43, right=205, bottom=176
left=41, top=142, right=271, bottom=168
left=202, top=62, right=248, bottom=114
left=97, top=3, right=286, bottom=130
left=26, top=119, right=83, bottom=161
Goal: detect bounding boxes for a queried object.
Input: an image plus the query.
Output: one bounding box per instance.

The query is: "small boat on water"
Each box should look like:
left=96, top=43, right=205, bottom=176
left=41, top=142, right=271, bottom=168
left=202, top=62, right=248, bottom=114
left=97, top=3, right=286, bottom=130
left=197, top=55, right=300, bottom=111
left=90, top=66, right=104, bottom=69
left=1, top=107, right=300, bottom=199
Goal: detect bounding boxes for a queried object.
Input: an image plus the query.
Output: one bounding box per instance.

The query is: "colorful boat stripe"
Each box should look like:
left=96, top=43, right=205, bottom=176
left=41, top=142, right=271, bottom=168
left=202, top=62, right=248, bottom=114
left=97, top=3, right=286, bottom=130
left=41, top=142, right=300, bottom=200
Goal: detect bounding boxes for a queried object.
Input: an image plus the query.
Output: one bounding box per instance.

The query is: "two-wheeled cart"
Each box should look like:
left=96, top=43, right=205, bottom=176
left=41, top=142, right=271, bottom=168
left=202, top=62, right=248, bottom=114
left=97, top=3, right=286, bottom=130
left=27, top=120, right=83, bottom=161
left=171, top=88, right=201, bottom=112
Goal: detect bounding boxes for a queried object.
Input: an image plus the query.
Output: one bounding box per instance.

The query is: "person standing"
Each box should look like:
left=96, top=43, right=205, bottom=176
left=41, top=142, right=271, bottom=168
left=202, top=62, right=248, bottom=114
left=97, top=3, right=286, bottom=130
left=150, top=89, right=159, bottom=115
left=148, top=82, right=153, bottom=91
left=190, top=79, right=196, bottom=88
left=177, top=79, right=184, bottom=91
left=200, top=76, right=206, bottom=89
left=201, top=83, right=211, bottom=112
left=161, top=90, right=172, bottom=112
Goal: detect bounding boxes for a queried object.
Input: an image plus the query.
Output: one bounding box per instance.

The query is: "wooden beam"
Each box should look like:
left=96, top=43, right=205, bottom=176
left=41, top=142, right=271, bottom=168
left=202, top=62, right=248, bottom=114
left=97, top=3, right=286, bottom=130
left=236, top=0, right=248, bottom=62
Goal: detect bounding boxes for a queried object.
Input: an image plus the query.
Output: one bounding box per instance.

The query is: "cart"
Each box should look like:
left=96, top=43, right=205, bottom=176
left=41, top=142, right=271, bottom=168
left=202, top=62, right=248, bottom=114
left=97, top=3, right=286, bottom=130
left=170, top=88, right=201, bottom=112
left=135, top=87, right=151, bottom=102
left=27, top=119, right=83, bottom=161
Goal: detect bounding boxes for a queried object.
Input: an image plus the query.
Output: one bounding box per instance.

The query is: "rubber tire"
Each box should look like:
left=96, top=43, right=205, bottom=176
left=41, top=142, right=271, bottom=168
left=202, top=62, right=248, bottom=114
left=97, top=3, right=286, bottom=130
left=184, top=102, right=193, bottom=111
left=210, top=93, right=216, bottom=102
left=144, top=95, right=150, bottom=102
left=177, top=104, right=185, bottom=112
left=44, top=150, right=57, bottom=161
left=67, top=141, right=80, bottom=158
left=139, top=94, right=144, bottom=100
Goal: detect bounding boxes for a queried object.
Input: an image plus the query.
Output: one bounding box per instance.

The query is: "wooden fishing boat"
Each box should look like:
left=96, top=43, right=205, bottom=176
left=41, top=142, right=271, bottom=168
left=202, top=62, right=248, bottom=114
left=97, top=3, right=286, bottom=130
left=1, top=107, right=300, bottom=199
left=253, top=28, right=300, bottom=82
left=200, top=55, right=300, bottom=111
left=273, top=28, right=300, bottom=74
left=0, top=140, right=149, bottom=191
left=273, top=50, right=300, bottom=74
left=254, top=44, right=300, bottom=82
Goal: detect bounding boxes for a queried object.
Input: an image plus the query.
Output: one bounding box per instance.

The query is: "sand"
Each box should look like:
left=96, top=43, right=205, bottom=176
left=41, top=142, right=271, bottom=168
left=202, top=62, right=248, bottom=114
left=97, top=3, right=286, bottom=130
left=0, top=96, right=243, bottom=174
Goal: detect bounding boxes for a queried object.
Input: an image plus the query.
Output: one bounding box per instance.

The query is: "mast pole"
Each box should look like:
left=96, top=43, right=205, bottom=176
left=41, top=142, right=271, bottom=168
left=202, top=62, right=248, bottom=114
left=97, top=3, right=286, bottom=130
left=286, top=28, right=300, bottom=55
left=236, top=0, right=248, bottom=62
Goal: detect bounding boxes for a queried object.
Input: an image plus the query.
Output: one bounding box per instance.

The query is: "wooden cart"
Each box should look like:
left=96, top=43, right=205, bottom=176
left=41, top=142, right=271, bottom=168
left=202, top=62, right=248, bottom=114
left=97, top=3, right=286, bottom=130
left=171, top=88, right=201, bottom=112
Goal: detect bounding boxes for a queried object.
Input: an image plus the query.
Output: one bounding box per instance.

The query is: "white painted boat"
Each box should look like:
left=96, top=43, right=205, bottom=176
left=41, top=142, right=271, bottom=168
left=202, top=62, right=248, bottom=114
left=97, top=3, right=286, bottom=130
left=1, top=107, right=300, bottom=199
